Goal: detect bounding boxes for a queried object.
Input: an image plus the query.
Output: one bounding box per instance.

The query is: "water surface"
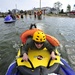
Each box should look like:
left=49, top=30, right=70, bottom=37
left=0, top=15, right=75, bottom=75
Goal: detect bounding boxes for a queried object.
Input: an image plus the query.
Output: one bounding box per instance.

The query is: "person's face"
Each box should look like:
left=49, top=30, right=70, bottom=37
left=34, top=42, right=44, bottom=49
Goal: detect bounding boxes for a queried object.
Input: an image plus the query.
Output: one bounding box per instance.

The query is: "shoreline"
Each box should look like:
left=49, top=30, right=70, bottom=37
left=47, top=14, right=75, bottom=18
left=0, top=13, right=75, bottom=18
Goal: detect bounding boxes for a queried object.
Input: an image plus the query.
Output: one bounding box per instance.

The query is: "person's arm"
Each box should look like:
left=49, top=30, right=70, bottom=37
left=22, top=44, right=29, bottom=54
left=22, top=53, right=29, bottom=61
left=50, top=51, right=56, bottom=60
left=22, top=44, right=29, bottom=61
left=22, top=38, right=32, bottom=61
left=22, top=37, right=32, bottom=54
left=45, top=41, right=56, bottom=53
left=45, top=41, right=56, bottom=59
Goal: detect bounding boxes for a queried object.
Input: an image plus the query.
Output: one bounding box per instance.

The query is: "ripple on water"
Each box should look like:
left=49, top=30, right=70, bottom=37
left=58, top=29, right=75, bottom=42
left=0, top=40, right=17, bottom=75
left=67, top=55, right=75, bottom=65
left=65, top=44, right=75, bottom=66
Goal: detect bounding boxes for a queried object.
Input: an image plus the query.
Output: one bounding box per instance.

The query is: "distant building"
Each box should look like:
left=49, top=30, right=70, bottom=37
left=33, top=7, right=59, bottom=14
left=33, top=7, right=51, bottom=14
left=51, top=8, right=58, bottom=14
left=12, top=9, right=20, bottom=14
left=41, top=7, right=51, bottom=14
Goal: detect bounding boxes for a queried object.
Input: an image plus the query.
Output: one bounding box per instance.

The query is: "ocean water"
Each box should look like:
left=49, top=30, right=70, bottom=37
left=0, top=15, right=75, bottom=75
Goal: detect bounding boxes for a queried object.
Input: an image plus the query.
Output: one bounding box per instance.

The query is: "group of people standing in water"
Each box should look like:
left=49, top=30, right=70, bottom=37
left=21, top=10, right=44, bottom=20
left=23, top=10, right=43, bottom=20
left=34, top=10, right=42, bottom=19
left=7, top=10, right=45, bottom=20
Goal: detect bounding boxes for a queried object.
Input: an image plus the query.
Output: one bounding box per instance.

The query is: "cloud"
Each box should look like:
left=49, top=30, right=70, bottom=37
left=0, top=0, right=75, bottom=12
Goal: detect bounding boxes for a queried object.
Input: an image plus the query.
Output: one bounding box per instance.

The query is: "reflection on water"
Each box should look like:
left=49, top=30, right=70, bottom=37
left=0, top=16, right=75, bottom=75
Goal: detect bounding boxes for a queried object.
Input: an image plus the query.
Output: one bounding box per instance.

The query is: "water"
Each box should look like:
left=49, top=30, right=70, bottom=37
left=0, top=15, right=75, bottom=75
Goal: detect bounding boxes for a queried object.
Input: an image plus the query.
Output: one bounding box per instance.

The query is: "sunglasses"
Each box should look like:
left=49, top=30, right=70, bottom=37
left=35, top=41, right=44, bottom=44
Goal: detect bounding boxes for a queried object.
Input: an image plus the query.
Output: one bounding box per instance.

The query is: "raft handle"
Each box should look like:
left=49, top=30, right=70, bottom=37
left=21, top=59, right=34, bottom=70
left=47, top=58, right=57, bottom=68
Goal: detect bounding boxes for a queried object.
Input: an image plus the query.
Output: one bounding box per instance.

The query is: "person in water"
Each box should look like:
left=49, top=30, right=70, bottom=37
left=22, top=30, right=56, bottom=61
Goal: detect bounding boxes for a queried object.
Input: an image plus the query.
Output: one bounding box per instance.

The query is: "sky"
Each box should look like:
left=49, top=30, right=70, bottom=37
left=0, top=0, right=75, bottom=12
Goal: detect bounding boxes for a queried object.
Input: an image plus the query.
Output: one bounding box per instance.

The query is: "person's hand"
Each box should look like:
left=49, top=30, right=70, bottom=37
left=22, top=53, right=29, bottom=61
left=50, top=51, right=56, bottom=60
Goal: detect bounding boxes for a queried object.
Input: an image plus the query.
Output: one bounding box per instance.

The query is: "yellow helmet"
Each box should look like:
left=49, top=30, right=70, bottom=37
left=33, top=31, right=46, bottom=42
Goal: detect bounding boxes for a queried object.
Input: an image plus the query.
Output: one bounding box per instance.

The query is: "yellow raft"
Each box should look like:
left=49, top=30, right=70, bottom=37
left=16, top=47, right=60, bottom=68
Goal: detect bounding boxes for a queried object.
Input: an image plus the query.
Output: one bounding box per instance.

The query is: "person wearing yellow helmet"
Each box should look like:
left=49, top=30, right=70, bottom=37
left=33, top=31, right=46, bottom=42
left=22, top=30, right=56, bottom=61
